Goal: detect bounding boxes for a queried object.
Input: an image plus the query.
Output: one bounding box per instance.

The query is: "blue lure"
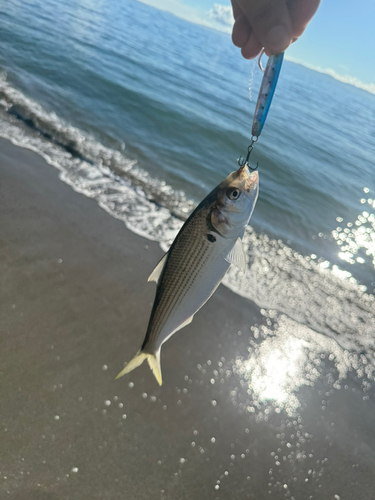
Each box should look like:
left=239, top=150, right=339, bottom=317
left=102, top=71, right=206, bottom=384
left=238, top=51, right=284, bottom=170
left=252, top=52, right=284, bottom=138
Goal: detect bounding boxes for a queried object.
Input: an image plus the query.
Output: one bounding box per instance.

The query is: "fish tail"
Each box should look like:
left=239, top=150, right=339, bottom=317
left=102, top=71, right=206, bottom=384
left=115, top=349, right=162, bottom=386
left=146, top=349, right=162, bottom=386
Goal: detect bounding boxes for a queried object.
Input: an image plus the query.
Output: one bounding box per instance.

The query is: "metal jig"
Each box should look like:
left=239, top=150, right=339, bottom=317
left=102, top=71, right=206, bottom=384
left=238, top=50, right=284, bottom=171
left=252, top=51, right=284, bottom=138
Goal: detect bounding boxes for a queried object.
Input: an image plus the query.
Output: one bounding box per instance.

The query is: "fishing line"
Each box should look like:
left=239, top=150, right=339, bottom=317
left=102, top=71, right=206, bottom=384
left=248, top=58, right=257, bottom=102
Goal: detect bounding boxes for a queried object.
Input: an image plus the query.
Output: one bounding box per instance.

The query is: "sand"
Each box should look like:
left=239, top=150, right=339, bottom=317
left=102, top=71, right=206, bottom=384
left=1, top=137, right=375, bottom=499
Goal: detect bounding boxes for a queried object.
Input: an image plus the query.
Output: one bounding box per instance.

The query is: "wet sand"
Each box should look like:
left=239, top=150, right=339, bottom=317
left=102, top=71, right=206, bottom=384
left=1, top=137, right=375, bottom=500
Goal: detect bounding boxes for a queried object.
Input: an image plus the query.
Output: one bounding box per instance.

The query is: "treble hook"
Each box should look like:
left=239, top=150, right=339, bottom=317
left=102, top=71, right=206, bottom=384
left=238, top=137, right=259, bottom=171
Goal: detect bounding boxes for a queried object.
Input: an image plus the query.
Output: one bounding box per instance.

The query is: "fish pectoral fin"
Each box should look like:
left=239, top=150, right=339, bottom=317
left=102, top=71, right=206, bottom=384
left=225, top=237, right=246, bottom=273
left=148, top=252, right=168, bottom=284
left=115, top=349, right=162, bottom=386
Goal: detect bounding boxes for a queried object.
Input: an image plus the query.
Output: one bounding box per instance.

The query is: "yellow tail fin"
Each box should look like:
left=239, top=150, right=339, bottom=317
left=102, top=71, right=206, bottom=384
left=115, top=349, right=162, bottom=386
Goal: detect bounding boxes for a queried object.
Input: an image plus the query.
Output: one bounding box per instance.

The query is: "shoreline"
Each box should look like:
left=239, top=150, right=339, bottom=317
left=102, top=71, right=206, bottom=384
left=1, top=137, right=375, bottom=499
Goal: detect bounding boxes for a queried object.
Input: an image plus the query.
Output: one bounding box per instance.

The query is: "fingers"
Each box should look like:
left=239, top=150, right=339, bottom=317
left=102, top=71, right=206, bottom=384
left=235, top=0, right=293, bottom=55
left=230, top=0, right=244, bottom=19
left=241, top=34, right=263, bottom=60
left=230, top=0, right=320, bottom=59
left=288, top=0, right=321, bottom=39
left=232, top=13, right=252, bottom=48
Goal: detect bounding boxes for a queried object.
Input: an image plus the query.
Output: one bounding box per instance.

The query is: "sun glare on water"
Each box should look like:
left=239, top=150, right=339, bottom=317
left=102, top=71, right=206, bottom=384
left=333, top=187, right=375, bottom=270
left=235, top=334, right=308, bottom=414
left=231, top=310, right=375, bottom=418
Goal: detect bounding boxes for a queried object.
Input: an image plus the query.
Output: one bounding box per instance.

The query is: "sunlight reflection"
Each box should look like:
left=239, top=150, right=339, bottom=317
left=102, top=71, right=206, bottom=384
left=235, top=335, right=308, bottom=413
left=232, top=311, right=375, bottom=418
left=332, top=188, right=375, bottom=268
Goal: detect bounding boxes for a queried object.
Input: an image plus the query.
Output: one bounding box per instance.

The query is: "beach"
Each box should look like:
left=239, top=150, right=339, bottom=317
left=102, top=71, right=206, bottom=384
left=1, top=0, right=375, bottom=497
left=1, top=137, right=375, bottom=499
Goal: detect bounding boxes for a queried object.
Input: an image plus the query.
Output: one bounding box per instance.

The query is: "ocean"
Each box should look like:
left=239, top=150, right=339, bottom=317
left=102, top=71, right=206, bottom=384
left=1, top=0, right=375, bottom=473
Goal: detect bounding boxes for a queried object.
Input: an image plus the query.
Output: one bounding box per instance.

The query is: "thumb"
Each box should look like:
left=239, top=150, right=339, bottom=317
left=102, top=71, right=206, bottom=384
left=235, top=0, right=293, bottom=55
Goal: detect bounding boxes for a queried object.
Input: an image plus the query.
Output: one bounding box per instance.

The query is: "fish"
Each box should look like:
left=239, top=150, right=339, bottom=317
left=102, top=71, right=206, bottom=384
left=115, top=165, right=259, bottom=385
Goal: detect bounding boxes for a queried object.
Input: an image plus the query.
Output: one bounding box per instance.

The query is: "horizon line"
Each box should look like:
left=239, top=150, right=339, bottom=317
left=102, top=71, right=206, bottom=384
left=137, top=0, right=375, bottom=96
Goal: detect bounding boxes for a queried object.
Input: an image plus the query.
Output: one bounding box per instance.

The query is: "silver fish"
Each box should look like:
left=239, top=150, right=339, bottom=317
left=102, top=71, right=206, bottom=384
left=116, top=165, right=259, bottom=385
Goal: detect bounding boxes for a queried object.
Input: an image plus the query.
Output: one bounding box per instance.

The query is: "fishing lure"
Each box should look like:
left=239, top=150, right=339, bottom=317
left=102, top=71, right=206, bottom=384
left=239, top=51, right=284, bottom=169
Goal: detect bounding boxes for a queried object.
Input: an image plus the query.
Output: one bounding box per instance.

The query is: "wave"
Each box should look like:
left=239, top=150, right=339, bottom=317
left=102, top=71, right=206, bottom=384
left=0, top=76, right=195, bottom=222
left=1, top=75, right=375, bottom=404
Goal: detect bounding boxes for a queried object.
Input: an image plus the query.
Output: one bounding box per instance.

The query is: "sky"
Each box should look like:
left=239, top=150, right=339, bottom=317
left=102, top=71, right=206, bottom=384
left=139, top=0, right=375, bottom=92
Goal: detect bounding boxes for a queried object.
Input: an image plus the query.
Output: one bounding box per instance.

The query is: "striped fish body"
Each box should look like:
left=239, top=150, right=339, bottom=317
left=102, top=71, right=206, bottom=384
left=116, top=166, right=259, bottom=385
left=142, top=200, right=234, bottom=353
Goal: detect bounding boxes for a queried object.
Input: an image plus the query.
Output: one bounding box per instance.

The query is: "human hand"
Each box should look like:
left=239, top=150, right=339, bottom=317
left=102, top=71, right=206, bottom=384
left=231, top=0, right=321, bottom=59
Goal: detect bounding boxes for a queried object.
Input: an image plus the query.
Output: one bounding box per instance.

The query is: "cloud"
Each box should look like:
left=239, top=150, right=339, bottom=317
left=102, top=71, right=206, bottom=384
left=138, top=0, right=205, bottom=26
left=138, top=0, right=234, bottom=34
left=286, top=56, right=375, bottom=95
left=316, top=68, right=375, bottom=95
left=208, top=4, right=234, bottom=28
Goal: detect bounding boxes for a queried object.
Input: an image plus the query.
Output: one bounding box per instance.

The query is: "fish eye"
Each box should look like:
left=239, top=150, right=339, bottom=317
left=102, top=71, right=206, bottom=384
left=227, top=188, right=241, bottom=200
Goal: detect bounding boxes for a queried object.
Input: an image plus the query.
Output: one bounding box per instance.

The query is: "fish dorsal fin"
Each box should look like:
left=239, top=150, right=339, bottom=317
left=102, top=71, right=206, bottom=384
left=225, top=237, right=246, bottom=273
left=147, top=252, right=168, bottom=284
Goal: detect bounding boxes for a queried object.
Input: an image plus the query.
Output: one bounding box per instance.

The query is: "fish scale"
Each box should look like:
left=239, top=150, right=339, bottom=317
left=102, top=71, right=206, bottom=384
left=116, top=166, right=259, bottom=385
left=147, top=217, right=213, bottom=345
left=151, top=227, right=228, bottom=349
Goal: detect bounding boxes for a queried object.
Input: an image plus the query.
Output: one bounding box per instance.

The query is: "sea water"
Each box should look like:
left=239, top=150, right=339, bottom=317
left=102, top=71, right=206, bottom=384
left=1, top=0, right=375, bottom=413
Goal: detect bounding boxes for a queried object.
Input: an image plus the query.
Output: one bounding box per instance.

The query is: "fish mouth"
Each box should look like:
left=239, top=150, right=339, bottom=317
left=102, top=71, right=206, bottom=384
left=237, top=163, right=258, bottom=177
left=237, top=165, right=259, bottom=192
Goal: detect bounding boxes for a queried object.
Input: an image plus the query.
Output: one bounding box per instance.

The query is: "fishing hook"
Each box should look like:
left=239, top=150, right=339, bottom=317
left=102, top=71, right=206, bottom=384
left=258, top=48, right=266, bottom=73
left=238, top=137, right=258, bottom=171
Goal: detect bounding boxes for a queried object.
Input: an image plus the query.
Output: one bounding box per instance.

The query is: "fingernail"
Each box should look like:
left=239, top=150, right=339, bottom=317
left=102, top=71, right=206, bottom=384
left=265, top=25, right=291, bottom=53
